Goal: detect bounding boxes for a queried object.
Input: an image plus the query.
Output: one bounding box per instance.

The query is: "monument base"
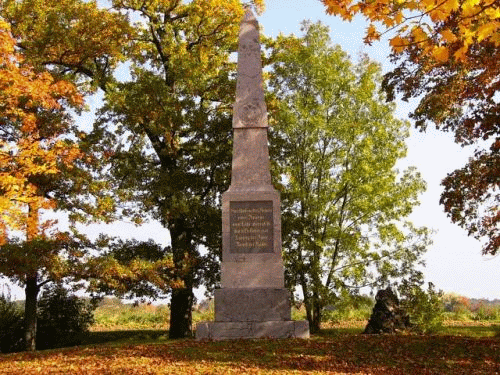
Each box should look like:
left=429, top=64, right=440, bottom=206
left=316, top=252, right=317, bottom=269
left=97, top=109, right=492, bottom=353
left=215, top=288, right=291, bottom=321
left=196, top=320, right=309, bottom=340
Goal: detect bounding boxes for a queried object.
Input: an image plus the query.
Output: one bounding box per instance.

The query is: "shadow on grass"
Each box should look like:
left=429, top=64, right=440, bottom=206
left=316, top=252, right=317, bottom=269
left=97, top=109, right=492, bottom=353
left=76, top=329, right=170, bottom=346
left=4, top=328, right=500, bottom=374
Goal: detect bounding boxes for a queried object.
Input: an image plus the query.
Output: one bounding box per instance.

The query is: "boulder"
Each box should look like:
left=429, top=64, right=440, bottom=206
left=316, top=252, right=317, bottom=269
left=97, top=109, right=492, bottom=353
left=364, top=287, right=412, bottom=334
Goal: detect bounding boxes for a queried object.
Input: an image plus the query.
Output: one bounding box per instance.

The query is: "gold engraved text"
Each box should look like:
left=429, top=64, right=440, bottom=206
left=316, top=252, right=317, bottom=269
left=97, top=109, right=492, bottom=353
left=229, top=201, right=273, bottom=253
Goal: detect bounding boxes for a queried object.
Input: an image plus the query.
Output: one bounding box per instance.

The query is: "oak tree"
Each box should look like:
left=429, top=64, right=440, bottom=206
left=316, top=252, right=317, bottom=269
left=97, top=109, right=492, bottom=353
left=0, top=20, right=86, bottom=350
left=94, top=0, right=263, bottom=339
left=1, top=2, right=176, bottom=350
left=268, top=22, right=431, bottom=332
left=3, top=0, right=265, bottom=339
left=321, top=0, right=500, bottom=254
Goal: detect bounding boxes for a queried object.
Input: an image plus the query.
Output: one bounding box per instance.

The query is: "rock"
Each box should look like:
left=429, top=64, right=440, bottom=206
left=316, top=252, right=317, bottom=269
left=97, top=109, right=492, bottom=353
left=363, top=287, right=412, bottom=334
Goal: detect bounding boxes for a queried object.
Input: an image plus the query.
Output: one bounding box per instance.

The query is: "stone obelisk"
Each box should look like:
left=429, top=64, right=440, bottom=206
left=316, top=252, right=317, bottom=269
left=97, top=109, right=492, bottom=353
left=196, top=9, right=309, bottom=340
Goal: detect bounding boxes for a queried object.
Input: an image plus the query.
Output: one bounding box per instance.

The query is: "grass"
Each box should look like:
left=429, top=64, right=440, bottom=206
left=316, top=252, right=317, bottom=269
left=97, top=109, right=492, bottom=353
left=2, top=302, right=500, bottom=374
left=1, top=327, right=499, bottom=374
left=439, top=320, right=500, bottom=337
left=92, top=303, right=170, bottom=331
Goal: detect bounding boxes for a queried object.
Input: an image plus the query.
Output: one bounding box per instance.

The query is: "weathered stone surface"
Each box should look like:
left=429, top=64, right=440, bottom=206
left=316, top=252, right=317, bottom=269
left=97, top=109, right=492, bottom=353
left=364, top=287, right=412, bottom=334
left=214, top=288, right=291, bottom=321
left=196, top=321, right=310, bottom=340
left=230, top=129, right=271, bottom=186
left=195, top=9, right=309, bottom=340
left=221, top=261, right=284, bottom=288
left=233, top=10, right=267, bottom=129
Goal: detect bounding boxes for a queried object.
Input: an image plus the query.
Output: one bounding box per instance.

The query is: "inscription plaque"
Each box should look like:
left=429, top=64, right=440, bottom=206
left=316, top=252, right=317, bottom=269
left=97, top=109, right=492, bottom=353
left=230, top=201, right=273, bottom=253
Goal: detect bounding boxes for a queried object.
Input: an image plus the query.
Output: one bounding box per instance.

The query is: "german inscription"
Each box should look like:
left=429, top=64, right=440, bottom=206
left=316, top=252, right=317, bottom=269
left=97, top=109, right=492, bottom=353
left=230, top=201, right=273, bottom=253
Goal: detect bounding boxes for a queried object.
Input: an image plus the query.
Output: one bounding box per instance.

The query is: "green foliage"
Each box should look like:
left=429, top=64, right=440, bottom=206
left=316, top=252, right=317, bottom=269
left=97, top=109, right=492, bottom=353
left=36, top=285, right=97, bottom=349
left=398, top=277, right=444, bottom=334
left=322, top=295, right=374, bottom=324
left=291, top=305, right=308, bottom=321
left=441, top=294, right=500, bottom=322
left=267, top=20, right=430, bottom=332
left=93, top=302, right=170, bottom=330
left=192, top=299, right=215, bottom=323
left=0, top=293, right=24, bottom=353
left=472, top=304, right=500, bottom=321
left=89, top=0, right=252, bottom=339
left=84, top=238, right=178, bottom=300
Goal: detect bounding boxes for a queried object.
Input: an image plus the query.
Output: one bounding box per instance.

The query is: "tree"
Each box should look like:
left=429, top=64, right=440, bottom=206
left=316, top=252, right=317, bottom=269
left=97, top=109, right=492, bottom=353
left=84, top=238, right=179, bottom=300
left=1, top=0, right=132, bottom=93
left=93, top=0, right=263, bottom=339
left=267, top=22, right=431, bottom=332
left=321, top=0, right=500, bottom=255
left=0, top=20, right=87, bottom=350
left=2, top=0, right=265, bottom=339
left=1, top=2, right=175, bottom=350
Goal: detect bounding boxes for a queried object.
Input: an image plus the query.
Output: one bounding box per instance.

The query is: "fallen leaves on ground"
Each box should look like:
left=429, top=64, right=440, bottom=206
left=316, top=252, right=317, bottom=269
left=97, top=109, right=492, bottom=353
left=1, top=334, right=499, bottom=374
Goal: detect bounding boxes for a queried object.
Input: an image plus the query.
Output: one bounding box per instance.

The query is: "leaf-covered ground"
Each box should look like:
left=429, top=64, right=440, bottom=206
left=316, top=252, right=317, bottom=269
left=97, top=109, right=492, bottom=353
left=1, top=333, right=499, bottom=374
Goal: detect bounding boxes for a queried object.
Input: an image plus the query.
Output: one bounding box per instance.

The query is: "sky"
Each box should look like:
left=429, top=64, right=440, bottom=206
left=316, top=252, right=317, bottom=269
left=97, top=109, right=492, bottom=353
left=258, top=0, right=500, bottom=300
left=3, top=0, right=499, bottom=301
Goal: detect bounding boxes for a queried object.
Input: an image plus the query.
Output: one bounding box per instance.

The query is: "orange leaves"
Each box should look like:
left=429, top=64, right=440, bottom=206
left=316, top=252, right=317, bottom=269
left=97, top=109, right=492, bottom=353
left=477, top=21, right=500, bottom=43
left=389, top=36, right=407, bottom=53
left=365, top=24, right=380, bottom=43
left=440, top=29, right=457, bottom=43
left=4, top=0, right=132, bottom=79
left=0, top=20, right=84, bottom=239
left=322, top=0, right=500, bottom=64
left=0, top=333, right=499, bottom=374
left=432, top=45, right=449, bottom=62
left=324, top=0, right=500, bottom=255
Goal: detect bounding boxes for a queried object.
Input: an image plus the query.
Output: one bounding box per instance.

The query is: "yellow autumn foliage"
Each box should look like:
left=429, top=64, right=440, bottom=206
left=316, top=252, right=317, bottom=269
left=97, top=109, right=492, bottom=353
left=322, top=0, right=500, bottom=63
left=0, top=20, right=83, bottom=240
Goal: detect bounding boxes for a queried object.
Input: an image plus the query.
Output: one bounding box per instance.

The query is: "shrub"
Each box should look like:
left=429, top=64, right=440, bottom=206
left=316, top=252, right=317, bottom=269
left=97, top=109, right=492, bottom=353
left=322, top=295, right=374, bottom=324
left=398, top=280, right=444, bottom=334
left=472, top=303, right=500, bottom=321
left=93, top=302, right=170, bottom=329
left=193, top=299, right=214, bottom=323
left=0, top=293, right=24, bottom=353
left=36, top=285, right=98, bottom=349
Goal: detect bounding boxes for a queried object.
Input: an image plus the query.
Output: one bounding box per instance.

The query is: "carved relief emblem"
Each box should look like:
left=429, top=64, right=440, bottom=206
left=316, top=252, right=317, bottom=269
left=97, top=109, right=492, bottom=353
left=241, top=98, right=263, bottom=126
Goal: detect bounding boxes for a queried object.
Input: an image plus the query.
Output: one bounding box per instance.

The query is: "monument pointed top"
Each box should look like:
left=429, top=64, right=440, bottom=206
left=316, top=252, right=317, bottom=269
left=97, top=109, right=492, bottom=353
left=242, top=7, right=258, bottom=25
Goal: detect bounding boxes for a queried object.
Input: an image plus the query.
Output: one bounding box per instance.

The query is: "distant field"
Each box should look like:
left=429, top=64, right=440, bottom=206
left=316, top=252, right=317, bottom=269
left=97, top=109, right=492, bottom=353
left=90, top=301, right=500, bottom=337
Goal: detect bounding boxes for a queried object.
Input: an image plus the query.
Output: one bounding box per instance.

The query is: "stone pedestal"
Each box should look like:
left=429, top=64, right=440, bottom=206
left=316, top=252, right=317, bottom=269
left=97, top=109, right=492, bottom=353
left=197, top=321, right=310, bottom=341
left=195, top=9, right=309, bottom=340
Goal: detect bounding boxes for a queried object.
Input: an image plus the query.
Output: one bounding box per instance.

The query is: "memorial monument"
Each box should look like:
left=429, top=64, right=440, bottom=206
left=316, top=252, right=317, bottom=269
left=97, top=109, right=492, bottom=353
left=196, top=9, right=310, bottom=340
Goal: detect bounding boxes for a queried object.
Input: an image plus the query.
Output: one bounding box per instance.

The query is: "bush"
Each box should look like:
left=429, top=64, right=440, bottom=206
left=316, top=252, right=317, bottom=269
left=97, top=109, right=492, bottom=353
left=0, top=293, right=24, bottom=353
left=193, top=299, right=214, bottom=323
left=322, top=295, right=374, bottom=324
left=398, top=280, right=444, bottom=334
left=472, top=303, right=500, bottom=321
left=36, top=285, right=98, bottom=349
left=93, top=301, right=170, bottom=329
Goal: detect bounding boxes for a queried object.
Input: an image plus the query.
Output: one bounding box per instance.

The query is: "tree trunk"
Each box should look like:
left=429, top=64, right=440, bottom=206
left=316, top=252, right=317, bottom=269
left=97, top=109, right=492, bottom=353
left=25, top=203, right=40, bottom=351
left=168, top=218, right=195, bottom=339
left=169, top=286, right=194, bottom=338
left=310, top=298, right=322, bottom=334
left=24, top=274, right=39, bottom=351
